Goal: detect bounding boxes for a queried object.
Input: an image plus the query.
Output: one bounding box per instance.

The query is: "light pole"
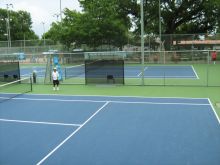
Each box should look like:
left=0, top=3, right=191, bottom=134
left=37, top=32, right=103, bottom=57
left=41, top=22, right=46, bottom=47
left=6, top=3, right=13, bottom=48
left=139, top=0, right=145, bottom=85
left=60, top=0, right=62, bottom=21
left=159, top=0, right=162, bottom=51
left=19, top=13, right=26, bottom=52
left=22, top=21, right=26, bottom=52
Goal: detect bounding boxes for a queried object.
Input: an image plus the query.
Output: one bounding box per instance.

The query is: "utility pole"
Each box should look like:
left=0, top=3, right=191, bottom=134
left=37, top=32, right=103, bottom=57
left=140, top=0, right=145, bottom=85
left=6, top=4, right=13, bottom=48
left=60, top=0, right=62, bottom=21
left=41, top=22, right=46, bottom=47
left=159, top=0, right=162, bottom=51
left=19, top=13, right=26, bottom=52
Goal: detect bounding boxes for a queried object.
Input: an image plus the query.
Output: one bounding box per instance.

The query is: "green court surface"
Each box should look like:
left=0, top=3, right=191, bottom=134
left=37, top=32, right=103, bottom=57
left=31, top=84, right=220, bottom=118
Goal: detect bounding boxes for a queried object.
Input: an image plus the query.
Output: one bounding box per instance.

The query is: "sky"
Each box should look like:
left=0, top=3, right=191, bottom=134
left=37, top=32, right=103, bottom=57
left=0, top=0, right=82, bottom=37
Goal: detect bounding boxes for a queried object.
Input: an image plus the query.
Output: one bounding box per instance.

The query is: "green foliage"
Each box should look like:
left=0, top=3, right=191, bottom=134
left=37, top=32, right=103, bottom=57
left=0, top=8, right=38, bottom=41
left=46, top=0, right=130, bottom=50
left=45, top=0, right=220, bottom=49
left=126, top=0, right=220, bottom=36
left=164, top=0, right=219, bottom=34
left=160, top=0, right=220, bottom=34
left=0, top=8, right=7, bottom=40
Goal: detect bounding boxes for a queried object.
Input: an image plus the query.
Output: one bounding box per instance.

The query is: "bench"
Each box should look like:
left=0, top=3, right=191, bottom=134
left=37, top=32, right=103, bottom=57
left=107, top=75, right=115, bottom=84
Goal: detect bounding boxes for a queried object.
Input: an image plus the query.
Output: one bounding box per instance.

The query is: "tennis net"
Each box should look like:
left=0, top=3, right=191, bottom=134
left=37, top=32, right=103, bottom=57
left=0, top=61, right=20, bottom=82
left=0, top=77, right=32, bottom=103
left=85, top=59, right=124, bottom=84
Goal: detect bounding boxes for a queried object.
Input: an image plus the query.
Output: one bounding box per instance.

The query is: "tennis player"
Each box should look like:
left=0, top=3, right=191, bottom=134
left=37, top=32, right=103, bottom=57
left=52, top=67, right=59, bottom=90
left=211, top=51, right=217, bottom=64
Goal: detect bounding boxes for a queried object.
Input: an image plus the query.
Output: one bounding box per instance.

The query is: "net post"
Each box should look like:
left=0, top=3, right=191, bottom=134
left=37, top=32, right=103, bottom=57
left=140, top=0, right=145, bottom=86
left=18, top=61, right=21, bottom=80
left=30, top=76, right=33, bottom=92
left=64, top=67, right=67, bottom=80
left=85, top=60, right=87, bottom=85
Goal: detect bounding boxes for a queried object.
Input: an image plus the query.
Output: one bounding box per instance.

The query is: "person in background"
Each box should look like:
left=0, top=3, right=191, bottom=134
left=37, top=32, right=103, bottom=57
left=211, top=51, right=217, bottom=64
left=52, top=67, right=59, bottom=90
left=32, top=70, right=37, bottom=84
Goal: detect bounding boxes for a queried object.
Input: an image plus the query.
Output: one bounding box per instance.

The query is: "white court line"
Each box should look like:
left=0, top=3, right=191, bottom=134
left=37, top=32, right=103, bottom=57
left=191, top=65, right=199, bottom=79
left=0, top=97, right=105, bottom=103
left=21, top=73, right=32, bottom=77
left=136, top=66, right=198, bottom=79
left=65, top=64, right=85, bottom=69
left=0, top=119, right=81, bottom=127
left=126, top=76, right=197, bottom=78
left=137, top=67, right=148, bottom=77
left=208, top=99, right=220, bottom=125
left=110, top=101, right=210, bottom=106
left=36, top=101, right=110, bottom=165
left=141, top=76, right=196, bottom=78
left=0, top=96, right=210, bottom=106
left=17, top=92, right=210, bottom=100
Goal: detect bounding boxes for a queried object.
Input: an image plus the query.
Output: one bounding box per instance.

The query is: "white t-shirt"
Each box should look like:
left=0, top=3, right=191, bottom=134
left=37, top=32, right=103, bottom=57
left=52, top=71, right=59, bottom=80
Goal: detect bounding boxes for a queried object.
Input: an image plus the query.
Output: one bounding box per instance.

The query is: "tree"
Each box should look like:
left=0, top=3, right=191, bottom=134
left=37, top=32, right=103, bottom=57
left=0, top=8, right=38, bottom=41
left=46, top=0, right=131, bottom=50
left=80, top=0, right=131, bottom=49
left=120, top=0, right=220, bottom=50
left=81, top=0, right=220, bottom=48
left=161, top=0, right=220, bottom=34
left=15, top=11, right=38, bottom=40
left=45, top=9, right=85, bottom=49
left=45, top=0, right=220, bottom=50
left=115, top=0, right=220, bottom=36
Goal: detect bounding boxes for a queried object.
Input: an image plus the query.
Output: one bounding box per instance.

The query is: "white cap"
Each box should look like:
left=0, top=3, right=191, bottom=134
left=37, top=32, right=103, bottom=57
left=53, top=67, right=57, bottom=70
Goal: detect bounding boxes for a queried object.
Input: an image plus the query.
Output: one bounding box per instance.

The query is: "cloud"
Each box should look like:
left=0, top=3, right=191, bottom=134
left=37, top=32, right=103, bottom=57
left=15, top=1, right=49, bottom=25
left=1, top=0, right=81, bottom=37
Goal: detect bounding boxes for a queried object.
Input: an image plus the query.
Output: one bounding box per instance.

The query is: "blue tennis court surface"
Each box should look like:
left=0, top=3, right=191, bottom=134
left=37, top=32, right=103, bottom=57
left=20, top=65, right=198, bottom=79
left=126, top=65, right=198, bottom=78
left=20, top=66, right=46, bottom=78
left=0, top=94, right=219, bottom=165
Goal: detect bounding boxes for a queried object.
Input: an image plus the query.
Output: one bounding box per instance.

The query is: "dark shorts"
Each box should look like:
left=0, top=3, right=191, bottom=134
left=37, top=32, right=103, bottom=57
left=212, top=57, right=216, bottom=61
left=53, top=80, right=59, bottom=86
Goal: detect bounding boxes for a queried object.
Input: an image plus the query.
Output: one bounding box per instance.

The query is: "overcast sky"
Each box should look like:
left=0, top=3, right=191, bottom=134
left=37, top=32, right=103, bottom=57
left=0, top=0, right=81, bottom=37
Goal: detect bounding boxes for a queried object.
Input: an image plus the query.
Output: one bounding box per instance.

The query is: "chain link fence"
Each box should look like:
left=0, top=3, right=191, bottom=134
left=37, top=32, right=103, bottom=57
left=0, top=34, right=220, bottom=86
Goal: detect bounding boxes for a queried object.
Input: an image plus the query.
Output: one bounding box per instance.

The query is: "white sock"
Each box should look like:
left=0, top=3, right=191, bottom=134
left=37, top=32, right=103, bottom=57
left=53, top=87, right=55, bottom=90
left=57, top=87, right=59, bottom=90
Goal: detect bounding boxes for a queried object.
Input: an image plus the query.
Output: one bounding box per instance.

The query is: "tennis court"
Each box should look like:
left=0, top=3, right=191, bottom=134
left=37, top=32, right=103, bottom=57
left=20, top=65, right=198, bottom=79
left=126, top=65, right=198, bottom=78
left=0, top=94, right=220, bottom=165
left=20, top=66, right=46, bottom=78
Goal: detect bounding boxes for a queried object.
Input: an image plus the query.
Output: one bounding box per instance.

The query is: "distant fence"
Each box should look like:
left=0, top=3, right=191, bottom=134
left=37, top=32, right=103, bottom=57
left=1, top=33, right=220, bottom=54
left=1, top=35, right=220, bottom=87
left=0, top=39, right=65, bottom=54
left=1, top=50, right=218, bottom=87
left=125, top=33, right=220, bottom=52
